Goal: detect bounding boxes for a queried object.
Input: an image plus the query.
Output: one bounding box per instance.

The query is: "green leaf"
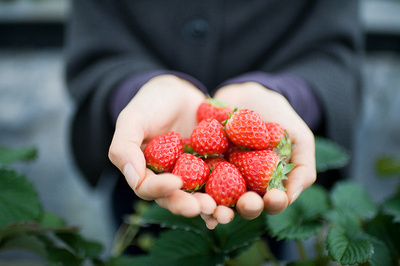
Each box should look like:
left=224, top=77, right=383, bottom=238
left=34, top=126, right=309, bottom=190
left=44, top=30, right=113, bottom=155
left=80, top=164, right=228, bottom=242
left=230, top=240, right=270, bottom=266
left=365, top=214, right=400, bottom=261
left=0, top=221, right=78, bottom=242
left=138, top=204, right=210, bottom=237
left=145, top=229, right=223, bottom=266
left=326, top=227, right=374, bottom=265
left=315, top=136, right=350, bottom=173
left=56, top=232, right=104, bottom=259
left=266, top=185, right=329, bottom=240
left=0, top=169, right=43, bottom=227
left=109, top=255, right=149, bottom=266
left=46, top=247, right=84, bottom=265
left=0, top=235, right=47, bottom=258
left=215, top=214, right=266, bottom=254
left=367, top=236, right=392, bottom=266
left=0, top=146, right=37, bottom=166
left=375, top=156, right=400, bottom=176
left=381, top=195, right=400, bottom=223
left=39, top=211, right=66, bottom=228
left=330, top=181, right=378, bottom=219
left=324, top=208, right=362, bottom=233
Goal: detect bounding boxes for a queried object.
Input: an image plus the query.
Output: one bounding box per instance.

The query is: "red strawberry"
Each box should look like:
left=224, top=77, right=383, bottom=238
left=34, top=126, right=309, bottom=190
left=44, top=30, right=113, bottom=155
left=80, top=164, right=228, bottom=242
left=265, top=122, right=293, bottom=163
left=172, top=153, right=209, bottom=192
left=196, top=97, right=233, bottom=123
left=144, top=131, right=184, bottom=173
left=205, top=162, right=246, bottom=207
left=182, top=137, right=195, bottom=154
left=229, top=149, right=294, bottom=195
left=204, top=157, right=227, bottom=172
left=223, top=140, right=249, bottom=159
left=190, top=118, right=229, bottom=157
left=224, top=108, right=270, bottom=150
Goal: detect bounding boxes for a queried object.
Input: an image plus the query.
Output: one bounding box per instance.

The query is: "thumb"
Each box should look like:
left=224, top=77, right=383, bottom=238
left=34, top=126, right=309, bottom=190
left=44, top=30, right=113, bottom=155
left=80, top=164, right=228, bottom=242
left=108, top=112, right=147, bottom=190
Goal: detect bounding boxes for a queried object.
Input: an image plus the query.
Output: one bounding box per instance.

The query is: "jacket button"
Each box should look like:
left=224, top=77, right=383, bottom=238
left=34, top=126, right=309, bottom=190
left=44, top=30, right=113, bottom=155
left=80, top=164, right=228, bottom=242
left=183, top=18, right=210, bottom=40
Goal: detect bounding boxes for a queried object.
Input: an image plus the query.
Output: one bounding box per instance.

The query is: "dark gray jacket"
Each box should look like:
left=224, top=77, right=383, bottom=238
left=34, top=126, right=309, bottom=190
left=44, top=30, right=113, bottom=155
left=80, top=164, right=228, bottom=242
left=65, top=0, right=363, bottom=186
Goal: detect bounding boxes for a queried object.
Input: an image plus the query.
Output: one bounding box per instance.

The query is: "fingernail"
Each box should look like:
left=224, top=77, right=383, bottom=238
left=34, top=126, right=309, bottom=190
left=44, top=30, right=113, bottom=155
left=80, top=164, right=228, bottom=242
left=123, top=163, right=139, bottom=190
left=200, top=213, right=212, bottom=221
left=206, top=218, right=218, bottom=230
left=290, top=186, right=303, bottom=205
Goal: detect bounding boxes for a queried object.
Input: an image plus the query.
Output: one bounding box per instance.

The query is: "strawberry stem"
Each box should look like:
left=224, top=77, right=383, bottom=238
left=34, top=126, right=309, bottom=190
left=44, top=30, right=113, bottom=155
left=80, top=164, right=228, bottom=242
left=146, top=163, right=164, bottom=173
left=267, top=161, right=295, bottom=191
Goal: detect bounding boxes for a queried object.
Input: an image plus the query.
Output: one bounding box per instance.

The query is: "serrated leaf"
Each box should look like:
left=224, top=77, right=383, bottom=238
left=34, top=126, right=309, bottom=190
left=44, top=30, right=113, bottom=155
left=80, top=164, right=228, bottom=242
left=109, top=255, right=151, bottom=266
left=0, top=235, right=47, bottom=258
left=326, top=227, right=374, bottom=265
left=315, top=137, right=350, bottom=173
left=365, top=214, right=400, bottom=261
left=138, top=204, right=209, bottom=237
left=0, top=146, right=37, bottom=166
left=0, top=221, right=79, bottom=241
left=367, top=236, right=392, bottom=266
left=382, top=195, right=400, bottom=223
left=266, top=185, right=329, bottom=240
left=39, top=212, right=66, bottom=228
left=56, top=232, right=104, bottom=259
left=323, top=208, right=362, bottom=233
left=0, top=169, right=43, bottom=227
left=375, top=156, right=400, bottom=176
left=147, top=229, right=223, bottom=266
left=46, top=247, right=84, bottom=265
left=330, top=181, right=377, bottom=219
left=215, top=214, right=266, bottom=254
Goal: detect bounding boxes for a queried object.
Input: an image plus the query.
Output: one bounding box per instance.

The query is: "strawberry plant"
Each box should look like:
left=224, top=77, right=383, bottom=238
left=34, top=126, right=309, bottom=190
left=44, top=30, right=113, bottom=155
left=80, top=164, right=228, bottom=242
left=0, top=146, right=105, bottom=265
left=111, top=137, right=400, bottom=265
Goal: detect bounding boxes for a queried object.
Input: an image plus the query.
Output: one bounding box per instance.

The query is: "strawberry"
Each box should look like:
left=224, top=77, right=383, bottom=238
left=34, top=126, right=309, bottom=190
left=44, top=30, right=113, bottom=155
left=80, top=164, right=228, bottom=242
left=224, top=108, right=270, bottom=150
left=144, top=131, right=184, bottom=173
left=265, top=122, right=293, bottom=163
left=223, top=140, right=249, bottom=159
left=204, top=157, right=227, bottom=172
left=205, top=162, right=246, bottom=207
left=172, top=153, right=209, bottom=192
left=196, top=97, right=233, bottom=123
left=182, top=137, right=195, bottom=154
left=190, top=118, right=229, bottom=157
left=229, top=149, right=294, bottom=195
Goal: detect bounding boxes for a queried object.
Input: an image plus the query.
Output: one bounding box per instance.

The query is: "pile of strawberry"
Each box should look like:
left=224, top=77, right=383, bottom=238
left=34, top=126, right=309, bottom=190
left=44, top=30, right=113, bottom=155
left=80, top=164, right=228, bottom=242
left=144, top=97, right=294, bottom=208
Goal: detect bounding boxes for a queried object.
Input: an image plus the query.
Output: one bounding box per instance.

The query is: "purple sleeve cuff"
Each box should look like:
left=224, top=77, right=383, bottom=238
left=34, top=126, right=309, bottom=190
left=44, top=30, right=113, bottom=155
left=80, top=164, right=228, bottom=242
left=109, top=71, right=207, bottom=122
left=216, top=71, right=322, bottom=131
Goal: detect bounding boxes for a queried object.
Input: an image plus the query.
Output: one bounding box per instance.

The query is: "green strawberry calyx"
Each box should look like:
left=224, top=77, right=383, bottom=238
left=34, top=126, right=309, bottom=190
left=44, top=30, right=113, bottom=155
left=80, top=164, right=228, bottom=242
left=267, top=160, right=295, bottom=192
left=273, top=130, right=294, bottom=163
left=222, top=106, right=238, bottom=125
left=206, top=96, right=230, bottom=108
left=146, top=163, right=164, bottom=174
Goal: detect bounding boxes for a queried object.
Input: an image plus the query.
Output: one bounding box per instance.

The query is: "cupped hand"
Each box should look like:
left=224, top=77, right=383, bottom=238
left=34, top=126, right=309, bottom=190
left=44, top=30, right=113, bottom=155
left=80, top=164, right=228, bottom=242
left=206, top=81, right=317, bottom=227
left=108, top=74, right=216, bottom=218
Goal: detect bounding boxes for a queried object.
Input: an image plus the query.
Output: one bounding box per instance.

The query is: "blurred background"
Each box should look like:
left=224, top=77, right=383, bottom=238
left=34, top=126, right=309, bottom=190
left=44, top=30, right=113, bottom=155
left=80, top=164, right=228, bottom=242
left=0, top=0, right=399, bottom=260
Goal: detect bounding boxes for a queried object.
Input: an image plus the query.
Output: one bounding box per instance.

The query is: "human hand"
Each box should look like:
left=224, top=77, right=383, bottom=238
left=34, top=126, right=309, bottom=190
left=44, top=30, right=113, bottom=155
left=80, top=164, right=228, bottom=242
left=108, top=74, right=217, bottom=219
left=202, top=82, right=316, bottom=228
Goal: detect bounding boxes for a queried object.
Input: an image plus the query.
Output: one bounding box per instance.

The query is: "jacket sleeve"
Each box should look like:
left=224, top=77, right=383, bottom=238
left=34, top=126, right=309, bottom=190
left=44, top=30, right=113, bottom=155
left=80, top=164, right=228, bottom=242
left=259, top=0, right=363, bottom=148
left=65, top=0, right=167, bottom=186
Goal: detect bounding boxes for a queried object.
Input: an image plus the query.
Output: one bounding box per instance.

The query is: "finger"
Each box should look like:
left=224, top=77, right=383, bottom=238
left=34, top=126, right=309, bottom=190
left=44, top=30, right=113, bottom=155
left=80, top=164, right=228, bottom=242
left=108, top=110, right=148, bottom=190
left=236, top=192, right=264, bottom=220
left=213, top=205, right=235, bottom=224
left=263, top=188, right=289, bottom=215
left=155, top=189, right=201, bottom=218
left=134, top=170, right=183, bottom=200
left=194, top=192, right=217, bottom=215
left=286, top=130, right=316, bottom=204
left=201, top=214, right=219, bottom=230
left=205, top=218, right=219, bottom=230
